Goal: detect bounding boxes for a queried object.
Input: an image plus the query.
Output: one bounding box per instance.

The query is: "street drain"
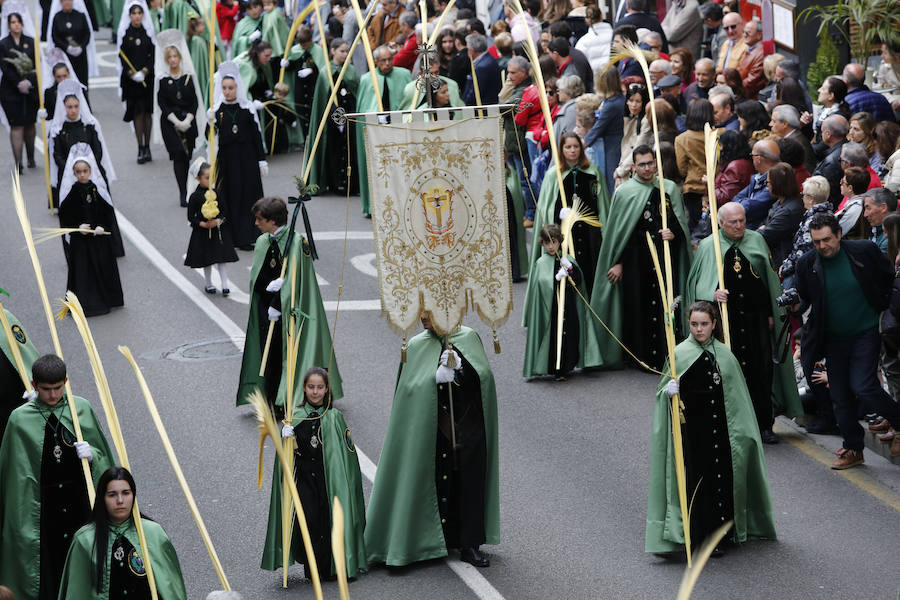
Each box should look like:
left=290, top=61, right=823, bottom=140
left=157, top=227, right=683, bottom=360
left=163, top=338, right=243, bottom=362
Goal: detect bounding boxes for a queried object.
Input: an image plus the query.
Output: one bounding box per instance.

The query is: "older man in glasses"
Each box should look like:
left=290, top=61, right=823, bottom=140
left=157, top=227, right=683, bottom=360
left=737, top=19, right=766, bottom=99
left=715, top=11, right=745, bottom=71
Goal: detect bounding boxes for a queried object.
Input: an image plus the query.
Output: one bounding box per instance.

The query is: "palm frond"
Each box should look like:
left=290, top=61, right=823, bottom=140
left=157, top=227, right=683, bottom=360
left=560, top=194, right=602, bottom=244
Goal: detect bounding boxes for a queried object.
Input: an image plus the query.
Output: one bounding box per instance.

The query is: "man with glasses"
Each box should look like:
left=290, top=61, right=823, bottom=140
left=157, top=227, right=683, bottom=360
left=590, top=144, right=691, bottom=371
left=733, top=139, right=780, bottom=229
left=737, top=19, right=765, bottom=99
left=715, top=11, right=745, bottom=71
left=811, top=114, right=849, bottom=207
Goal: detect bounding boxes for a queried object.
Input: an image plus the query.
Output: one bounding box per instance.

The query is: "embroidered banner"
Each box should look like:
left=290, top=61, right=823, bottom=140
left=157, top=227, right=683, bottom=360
left=364, top=114, right=512, bottom=337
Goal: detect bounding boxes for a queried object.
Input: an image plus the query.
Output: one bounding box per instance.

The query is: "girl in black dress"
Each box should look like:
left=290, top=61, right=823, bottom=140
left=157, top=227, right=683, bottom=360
left=57, top=143, right=123, bottom=317
left=117, top=0, right=156, bottom=163
left=42, top=60, right=71, bottom=121
left=184, top=160, right=238, bottom=294
left=0, top=6, right=39, bottom=173
left=154, top=30, right=202, bottom=206
left=208, top=61, right=266, bottom=250
left=48, top=0, right=97, bottom=103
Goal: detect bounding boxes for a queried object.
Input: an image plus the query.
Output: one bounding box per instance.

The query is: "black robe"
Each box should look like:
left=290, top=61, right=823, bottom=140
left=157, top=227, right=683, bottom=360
left=212, top=103, right=264, bottom=248
left=0, top=35, right=39, bottom=126
left=435, top=353, right=487, bottom=550
left=58, top=182, right=123, bottom=317
left=323, top=77, right=357, bottom=195
left=547, top=257, right=582, bottom=377
left=553, top=168, right=603, bottom=293
left=679, top=348, right=734, bottom=552
left=157, top=73, right=198, bottom=160
left=253, top=236, right=283, bottom=416
left=51, top=10, right=91, bottom=90
left=290, top=411, right=332, bottom=579
left=618, top=190, right=685, bottom=371
left=44, top=82, right=59, bottom=120
left=287, top=50, right=319, bottom=139
left=119, top=25, right=154, bottom=121
left=108, top=535, right=152, bottom=599
left=184, top=185, right=239, bottom=267
left=506, top=185, right=521, bottom=282
left=723, top=246, right=774, bottom=430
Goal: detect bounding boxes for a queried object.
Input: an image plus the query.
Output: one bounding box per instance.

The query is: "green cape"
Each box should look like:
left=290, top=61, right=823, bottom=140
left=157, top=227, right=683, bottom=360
left=588, top=176, right=691, bottom=369
left=355, top=66, right=412, bottom=215
left=237, top=227, right=343, bottom=409
left=58, top=518, right=187, bottom=600
left=260, top=403, right=367, bottom=577
left=684, top=229, right=803, bottom=418
left=399, top=76, right=464, bottom=110
left=0, top=396, right=114, bottom=600
left=231, top=15, right=262, bottom=59
left=283, top=43, right=327, bottom=150
left=505, top=165, right=529, bottom=278
left=111, top=0, right=127, bottom=33
left=645, top=335, right=777, bottom=552
left=94, top=0, right=112, bottom=28
left=528, top=163, right=610, bottom=276
left=522, top=252, right=602, bottom=376
left=164, top=0, right=194, bottom=35
left=235, top=51, right=274, bottom=148
left=1, top=307, right=40, bottom=390
left=305, top=60, right=360, bottom=193
left=188, top=33, right=214, bottom=108
left=364, top=327, right=500, bottom=566
left=261, top=7, right=290, bottom=56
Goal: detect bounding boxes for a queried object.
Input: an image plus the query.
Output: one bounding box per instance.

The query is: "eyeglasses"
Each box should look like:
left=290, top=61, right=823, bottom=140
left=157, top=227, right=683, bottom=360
left=723, top=24, right=738, bottom=30
left=635, top=161, right=655, bottom=169
left=546, top=89, right=557, bottom=95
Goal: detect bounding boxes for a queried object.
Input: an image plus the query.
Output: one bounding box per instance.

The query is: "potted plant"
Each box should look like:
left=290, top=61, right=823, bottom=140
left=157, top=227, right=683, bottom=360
left=799, top=0, right=900, bottom=68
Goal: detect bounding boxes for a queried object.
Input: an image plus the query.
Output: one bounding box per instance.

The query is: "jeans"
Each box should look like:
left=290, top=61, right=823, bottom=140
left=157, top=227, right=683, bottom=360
left=825, top=328, right=900, bottom=451
left=508, top=154, right=535, bottom=221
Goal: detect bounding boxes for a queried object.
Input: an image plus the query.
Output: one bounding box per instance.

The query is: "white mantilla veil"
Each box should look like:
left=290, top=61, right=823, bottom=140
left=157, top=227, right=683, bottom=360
left=48, top=78, right=116, bottom=185
left=116, top=0, right=156, bottom=100
left=44, top=0, right=98, bottom=78
left=186, top=155, right=207, bottom=197
left=0, top=1, right=36, bottom=129
left=209, top=60, right=261, bottom=159
left=151, top=28, right=205, bottom=148
left=59, top=142, right=114, bottom=242
left=41, top=45, right=81, bottom=89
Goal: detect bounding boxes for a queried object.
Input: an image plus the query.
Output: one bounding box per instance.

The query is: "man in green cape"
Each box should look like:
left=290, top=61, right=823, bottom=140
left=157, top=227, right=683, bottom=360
left=528, top=158, right=609, bottom=294
left=684, top=202, right=802, bottom=444
left=522, top=224, right=602, bottom=377
left=355, top=45, right=411, bottom=216
left=0, top=355, right=114, bottom=600
left=261, top=400, right=367, bottom=579
left=646, top=301, right=776, bottom=555
left=260, top=0, right=289, bottom=56
left=304, top=38, right=359, bottom=194
left=505, top=163, right=529, bottom=281
left=0, top=305, right=40, bottom=440
left=231, top=0, right=263, bottom=57
left=58, top=512, right=187, bottom=599
left=365, top=318, right=500, bottom=567
left=237, top=197, right=343, bottom=412
left=282, top=27, right=327, bottom=145
left=235, top=48, right=274, bottom=146
left=589, top=145, right=691, bottom=371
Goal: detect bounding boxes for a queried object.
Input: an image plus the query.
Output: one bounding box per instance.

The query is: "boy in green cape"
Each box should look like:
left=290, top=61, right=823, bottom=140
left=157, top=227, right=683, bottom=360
left=365, top=317, right=500, bottom=568
left=646, top=301, right=776, bottom=556
left=231, top=0, right=263, bottom=57
left=0, top=305, right=40, bottom=439
left=0, top=355, right=114, bottom=600
left=237, top=196, right=343, bottom=413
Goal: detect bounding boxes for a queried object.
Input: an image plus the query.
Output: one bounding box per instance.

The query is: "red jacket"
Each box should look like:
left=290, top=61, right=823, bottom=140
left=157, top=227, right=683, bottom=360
left=514, top=84, right=559, bottom=149
left=393, top=32, right=418, bottom=71
left=217, top=0, right=240, bottom=41
left=714, top=158, right=753, bottom=205
left=738, top=43, right=765, bottom=99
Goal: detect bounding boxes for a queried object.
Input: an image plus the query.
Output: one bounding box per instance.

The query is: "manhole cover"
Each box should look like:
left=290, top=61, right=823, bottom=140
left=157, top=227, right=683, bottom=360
left=163, top=338, right=243, bottom=362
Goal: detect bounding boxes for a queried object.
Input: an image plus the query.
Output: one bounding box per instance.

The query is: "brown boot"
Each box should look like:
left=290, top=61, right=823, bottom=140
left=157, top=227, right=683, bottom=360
left=831, top=448, right=864, bottom=470
left=891, top=435, right=900, bottom=457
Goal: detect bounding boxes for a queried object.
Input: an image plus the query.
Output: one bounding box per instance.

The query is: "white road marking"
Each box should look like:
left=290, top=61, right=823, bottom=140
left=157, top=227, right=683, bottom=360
left=350, top=253, right=378, bottom=277
left=316, top=272, right=329, bottom=286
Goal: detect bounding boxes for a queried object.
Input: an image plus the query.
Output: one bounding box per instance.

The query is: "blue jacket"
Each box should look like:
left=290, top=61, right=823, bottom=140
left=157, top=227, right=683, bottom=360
left=462, top=52, right=501, bottom=106
left=583, top=93, right=624, bottom=193
left=846, top=86, right=896, bottom=124
left=733, top=171, right=775, bottom=230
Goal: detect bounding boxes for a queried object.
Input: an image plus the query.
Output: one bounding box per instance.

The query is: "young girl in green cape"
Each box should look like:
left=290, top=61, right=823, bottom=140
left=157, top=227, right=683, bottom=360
left=57, top=466, right=188, bottom=600
left=646, top=301, right=776, bottom=557
left=261, top=367, right=367, bottom=581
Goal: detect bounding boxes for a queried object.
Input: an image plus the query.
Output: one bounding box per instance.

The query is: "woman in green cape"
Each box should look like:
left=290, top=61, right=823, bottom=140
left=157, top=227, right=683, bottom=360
left=522, top=223, right=601, bottom=379
left=528, top=132, right=609, bottom=295
left=261, top=367, right=366, bottom=580
left=305, top=38, right=359, bottom=195
left=58, top=466, right=187, bottom=600
left=646, top=301, right=776, bottom=557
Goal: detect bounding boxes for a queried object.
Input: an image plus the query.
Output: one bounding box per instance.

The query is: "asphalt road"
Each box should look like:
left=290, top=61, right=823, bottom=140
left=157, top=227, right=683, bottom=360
left=2, top=32, right=899, bottom=600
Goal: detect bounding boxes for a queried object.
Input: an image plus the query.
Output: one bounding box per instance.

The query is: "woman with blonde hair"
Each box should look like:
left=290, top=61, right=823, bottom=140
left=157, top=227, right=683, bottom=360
left=584, top=66, right=624, bottom=191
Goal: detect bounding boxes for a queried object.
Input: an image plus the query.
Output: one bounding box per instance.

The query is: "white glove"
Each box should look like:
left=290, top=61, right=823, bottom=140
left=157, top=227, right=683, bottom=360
left=67, top=45, right=83, bottom=57
left=559, top=206, right=571, bottom=220
left=248, top=29, right=262, bottom=42
left=184, top=113, right=193, bottom=125
left=74, top=441, right=93, bottom=462
left=377, top=114, right=389, bottom=124
left=37, top=108, right=48, bottom=119
left=206, top=107, right=216, bottom=121
left=265, top=277, right=284, bottom=292
left=280, top=58, right=290, bottom=68
left=297, top=67, right=313, bottom=78
left=258, top=160, right=269, bottom=176
left=79, top=222, right=91, bottom=230
left=666, top=378, right=679, bottom=398
left=94, top=225, right=105, bottom=235
left=175, top=118, right=190, bottom=132
left=435, top=364, right=456, bottom=384
left=131, top=71, right=145, bottom=83
left=281, top=424, right=294, bottom=438
left=252, top=99, right=265, bottom=112
left=17, top=80, right=32, bottom=93
left=267, top=306, right=281, bottom=321
left=167, top=112, right=180, bottom=125
left=560, top=257, right=572, bottom=270
left=439, top=349, right=462, bottom=369
left=555, top=266, right=568, bottom=281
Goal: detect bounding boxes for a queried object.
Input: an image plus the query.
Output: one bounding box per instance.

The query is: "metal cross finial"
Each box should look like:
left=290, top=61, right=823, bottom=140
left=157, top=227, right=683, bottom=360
left=331, top=107, right=347, bottom=126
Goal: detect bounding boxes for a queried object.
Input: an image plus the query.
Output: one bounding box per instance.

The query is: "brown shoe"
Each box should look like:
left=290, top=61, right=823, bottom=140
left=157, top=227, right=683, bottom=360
left=878, top=430, right=896, bottom=443
left=891, top=435, right=900, bottom=457
left=831, top=448, right=864, bottom=470
left=522, top=218, right=534, bottom=228
left=869, top=419, right=892, bottom=433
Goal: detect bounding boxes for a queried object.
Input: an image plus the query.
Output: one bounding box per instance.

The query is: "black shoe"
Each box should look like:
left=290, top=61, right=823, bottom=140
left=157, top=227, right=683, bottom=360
left=221, top=288, right=230, bottom=297
left=711, top=546, right=725, bottom=558
left=459, top=547, right=489, bottom=567
left=804, top=420, right=840, bottom=435
left=761, top=429, right=780, bottom=444
left=205, top=286, right=216, bottom=294
left=144, top=146, right=152, bottom=162
left=180, top=196, right=188, bottom=207
left=137, top=146, right=147, bottom=164
left=27, top=158, right=36, bottom=168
